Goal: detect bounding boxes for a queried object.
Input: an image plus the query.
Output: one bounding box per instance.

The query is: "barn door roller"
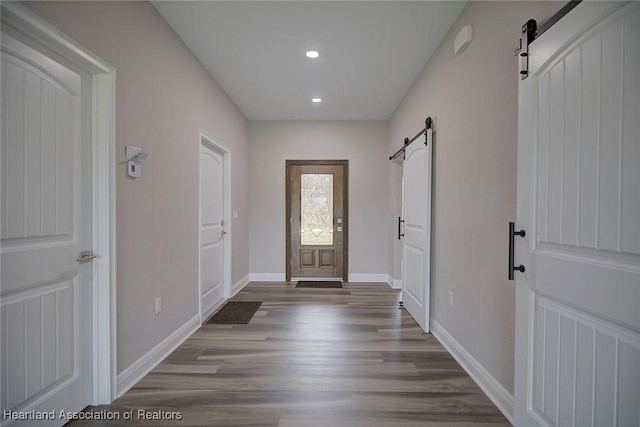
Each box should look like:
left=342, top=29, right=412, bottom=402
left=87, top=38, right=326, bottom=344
left=515, top=1, right=582, bottom=79
left=514, top=19, right=536, bottom=80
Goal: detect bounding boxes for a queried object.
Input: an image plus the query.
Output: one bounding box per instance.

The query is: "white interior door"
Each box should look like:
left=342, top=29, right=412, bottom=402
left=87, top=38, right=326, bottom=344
left=515, top=2, right=640, bottom=426
left=402, top=129, right=432, bottom=332
left=199, top=142, right=226, bottom=318
left=1, top=32, right=92, bottom=425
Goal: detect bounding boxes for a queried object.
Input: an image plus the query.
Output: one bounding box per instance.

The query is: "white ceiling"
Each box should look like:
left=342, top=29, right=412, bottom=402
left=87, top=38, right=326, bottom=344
left=153, top=1, right=466, bottom=121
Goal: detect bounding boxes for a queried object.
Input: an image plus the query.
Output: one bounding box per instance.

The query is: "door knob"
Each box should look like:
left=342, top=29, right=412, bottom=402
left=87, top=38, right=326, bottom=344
left=76, top=250, right=97, bottom=263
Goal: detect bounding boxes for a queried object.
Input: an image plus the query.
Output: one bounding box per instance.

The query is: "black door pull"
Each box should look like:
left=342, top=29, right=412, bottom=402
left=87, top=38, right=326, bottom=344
left=509, top=222, right=526, bottom=280
left=398, top=217, right=405, bottom=240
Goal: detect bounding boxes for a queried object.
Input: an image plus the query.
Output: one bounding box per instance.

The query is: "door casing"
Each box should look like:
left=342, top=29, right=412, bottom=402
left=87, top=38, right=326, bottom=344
left=285, top=160, right=349, bottom=282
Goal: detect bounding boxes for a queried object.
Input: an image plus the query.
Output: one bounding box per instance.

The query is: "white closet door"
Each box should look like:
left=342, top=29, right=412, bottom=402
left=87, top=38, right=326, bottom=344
left=515, top=2, right=640, bottom=426
left=1, top=32, right=92, bottom=425
left=402, top=130, right=433, bottom=332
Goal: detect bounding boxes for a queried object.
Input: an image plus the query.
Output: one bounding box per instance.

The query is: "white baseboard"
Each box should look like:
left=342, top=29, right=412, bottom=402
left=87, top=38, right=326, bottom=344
left=347, top=273, right=388, bottom=283
left=386, top=275, right=402, bottom=289
left=249, top=273, right=286, bottom=282
left=430, top=320, right=514, bottom=424
left=116, top=314, right=200, bottom=397
left=231, top=273, right=250, bottom=296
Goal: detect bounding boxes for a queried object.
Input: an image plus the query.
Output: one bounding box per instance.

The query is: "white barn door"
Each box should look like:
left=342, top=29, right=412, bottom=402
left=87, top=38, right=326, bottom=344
left=515, top=2, right=640, bottom=426
left=199, top=141, right=226, bottom=318
left=1, top=33, right=93, bottom=425
left=402, top=128, right=433, bottom=332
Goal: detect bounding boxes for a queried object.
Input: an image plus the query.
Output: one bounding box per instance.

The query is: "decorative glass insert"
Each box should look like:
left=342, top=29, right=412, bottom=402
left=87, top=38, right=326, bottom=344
left=301, top=174, right=333, bottom=245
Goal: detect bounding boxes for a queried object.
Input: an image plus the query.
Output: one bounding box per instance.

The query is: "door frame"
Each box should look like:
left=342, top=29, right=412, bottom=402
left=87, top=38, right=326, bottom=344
left=198, top=131, right=232, bottom=321
left=1, top=3, right=117, bottom=404
left=285, top=160, right=349, bottom=282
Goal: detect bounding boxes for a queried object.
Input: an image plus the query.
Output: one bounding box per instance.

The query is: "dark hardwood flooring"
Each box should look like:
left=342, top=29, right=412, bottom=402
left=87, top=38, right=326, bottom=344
left=70, top=282, right=510, bottom=426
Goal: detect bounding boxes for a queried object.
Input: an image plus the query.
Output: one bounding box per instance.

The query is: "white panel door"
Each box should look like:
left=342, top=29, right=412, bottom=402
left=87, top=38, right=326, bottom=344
left=402, top=129, right=432, bottom=332
left=200, top=143, right=225, bottom=318
left=515, top=2, right=640, bottom=426
left=1, top=33, right=92, bottom=425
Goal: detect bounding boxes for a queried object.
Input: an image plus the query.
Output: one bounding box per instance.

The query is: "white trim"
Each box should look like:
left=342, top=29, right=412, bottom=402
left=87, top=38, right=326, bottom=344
left=2, top=2, right=117, bottom=405
left=347, top=273, right=388, bottom=283
left=91, top=68, right=117, bottom=405
left=198, top=131, right=232, bottom=322
left=250, top=273, right=286, bottom=282
left=231, top=274, right=250, bottom=296
left=116, top=314, right=200, bottom=398
left=431, top=320, right=514, bottom=424
left=0, top=3, right=111, bottom=74
left=386, top=275, right=402, bottom=289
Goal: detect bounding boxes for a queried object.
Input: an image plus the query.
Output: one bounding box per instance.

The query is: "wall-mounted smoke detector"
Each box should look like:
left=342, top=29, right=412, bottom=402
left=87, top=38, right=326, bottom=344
left=454, top=25, right=472, bottom=55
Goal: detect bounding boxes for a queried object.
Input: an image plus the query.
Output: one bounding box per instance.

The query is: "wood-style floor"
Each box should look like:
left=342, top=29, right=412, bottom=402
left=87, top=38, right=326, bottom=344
left=71, top=282, right=510, bottom=426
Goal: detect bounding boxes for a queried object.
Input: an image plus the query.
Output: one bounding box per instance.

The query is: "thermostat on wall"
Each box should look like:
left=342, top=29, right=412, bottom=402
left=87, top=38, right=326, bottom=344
left=128, top=161, right=140, bottom=178
left=125, top=145, right=151, bottom=178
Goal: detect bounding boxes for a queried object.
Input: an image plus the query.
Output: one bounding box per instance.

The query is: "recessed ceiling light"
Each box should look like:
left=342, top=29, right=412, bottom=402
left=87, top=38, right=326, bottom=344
left=312, top=98, right=322, bottom=103
left=305, top=50, right=319, bottom=59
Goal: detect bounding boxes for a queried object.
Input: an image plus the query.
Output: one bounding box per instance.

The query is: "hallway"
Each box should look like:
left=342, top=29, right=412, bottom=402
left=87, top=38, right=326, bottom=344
left=77, top=283, right=509, bottom=426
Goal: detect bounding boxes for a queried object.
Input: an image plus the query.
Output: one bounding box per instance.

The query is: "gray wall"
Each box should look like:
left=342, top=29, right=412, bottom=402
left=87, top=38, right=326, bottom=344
left=389, top=1, right=563, bottom=394
left=249, top=121, right=389, bottom=279
left=25, top=1, right=250, bottom=373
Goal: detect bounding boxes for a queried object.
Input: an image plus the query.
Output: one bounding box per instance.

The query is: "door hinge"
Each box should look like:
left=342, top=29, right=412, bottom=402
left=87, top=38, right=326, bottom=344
left=515, top=19, right=537, bottom=80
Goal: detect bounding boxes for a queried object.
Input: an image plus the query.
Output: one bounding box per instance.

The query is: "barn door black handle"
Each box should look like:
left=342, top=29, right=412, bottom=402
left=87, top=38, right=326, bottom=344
left=398, top=217, right=405, bottom=240
left=509, top=222, right=526, bottom=280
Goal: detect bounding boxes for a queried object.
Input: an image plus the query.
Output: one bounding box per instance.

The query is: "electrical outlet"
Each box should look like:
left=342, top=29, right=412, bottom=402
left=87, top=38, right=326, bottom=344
left=155, top=297, right=162, bottom=314
left=448, top=291, right=454, bottom=307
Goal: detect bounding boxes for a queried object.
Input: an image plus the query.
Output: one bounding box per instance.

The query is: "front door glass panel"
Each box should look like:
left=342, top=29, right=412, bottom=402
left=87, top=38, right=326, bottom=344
left=300, top=173, right=333, bottom=245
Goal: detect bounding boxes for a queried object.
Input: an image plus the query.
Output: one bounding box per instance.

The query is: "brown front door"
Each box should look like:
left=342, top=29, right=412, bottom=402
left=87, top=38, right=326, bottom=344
left=286, top=160, right=348, bottom=281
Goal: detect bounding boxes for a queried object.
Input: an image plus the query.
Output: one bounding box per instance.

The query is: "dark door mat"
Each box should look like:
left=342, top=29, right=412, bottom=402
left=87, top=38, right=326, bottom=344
left=206, top=301, right=262, bottom=324
left=296, top=281, right=343, bottom=288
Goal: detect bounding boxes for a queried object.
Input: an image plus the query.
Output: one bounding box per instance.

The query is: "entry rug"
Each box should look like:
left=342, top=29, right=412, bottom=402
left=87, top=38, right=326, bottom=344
left=296, top=281, right=343, bottom=288
left=207, top=301, right=262, bottom=324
